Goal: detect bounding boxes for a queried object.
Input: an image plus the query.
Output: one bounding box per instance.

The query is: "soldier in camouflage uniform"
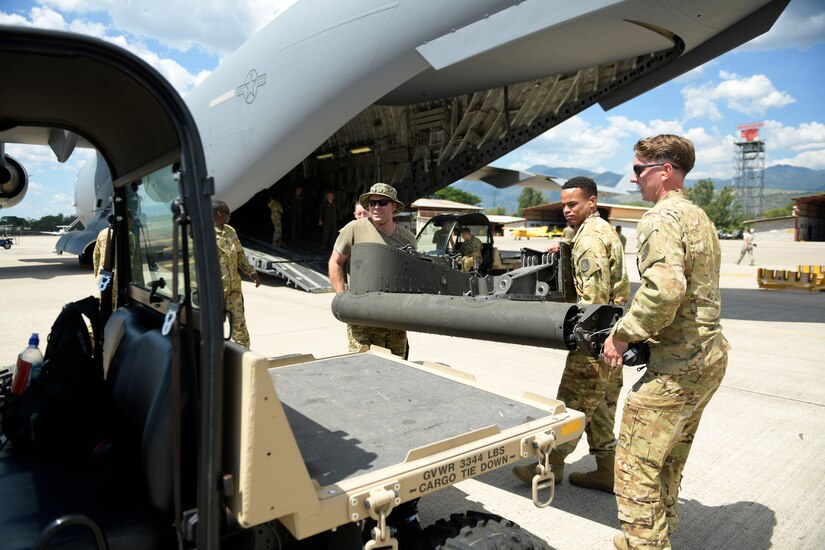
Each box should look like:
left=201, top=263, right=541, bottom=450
left=214, top=201, right=261, bottom=349
left=561, top=222, right=575, bottom=244
left=604, top=135, right=729, bottom=550
left=266, top=194, right=283, bottom=245
left=513, top=176, right=629, bottom=491
left=318, top=190, right=339, bottom=248
left=92, top=211, right=143, bottom=306
left=458, top=227, right=483, bottom=271
left=328, top=183, right=416, bottom=358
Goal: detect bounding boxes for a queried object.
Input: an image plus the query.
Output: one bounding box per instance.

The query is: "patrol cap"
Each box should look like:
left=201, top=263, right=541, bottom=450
left=359, top=183, right=404, bottom=210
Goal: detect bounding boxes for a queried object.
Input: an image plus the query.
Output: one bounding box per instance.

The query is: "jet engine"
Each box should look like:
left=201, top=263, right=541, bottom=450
left=0, top=154, right=28, bottom=210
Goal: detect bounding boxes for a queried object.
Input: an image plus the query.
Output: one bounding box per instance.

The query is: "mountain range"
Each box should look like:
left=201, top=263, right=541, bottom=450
left=454, top=164, right=825, bottom=214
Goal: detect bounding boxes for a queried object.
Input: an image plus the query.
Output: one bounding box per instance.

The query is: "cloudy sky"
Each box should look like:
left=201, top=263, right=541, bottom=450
left=2, top=0, right=824, bottom=219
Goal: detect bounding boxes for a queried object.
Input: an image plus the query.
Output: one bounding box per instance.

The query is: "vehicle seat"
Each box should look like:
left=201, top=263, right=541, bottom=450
left=481, top=243, right=493, bottom=271
left=0, top=305, right=193, bottom=549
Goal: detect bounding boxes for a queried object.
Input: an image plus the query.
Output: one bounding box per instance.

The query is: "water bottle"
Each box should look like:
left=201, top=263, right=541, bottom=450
left=11, top=333, right=44, bottom=395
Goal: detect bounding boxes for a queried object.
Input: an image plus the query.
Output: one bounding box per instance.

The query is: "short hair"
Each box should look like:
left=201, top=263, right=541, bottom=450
left=562, top=176, right=598, bottom=198
left=634, top=134, right=695, bottom=174
left=212, top=200, right=228, bottom=213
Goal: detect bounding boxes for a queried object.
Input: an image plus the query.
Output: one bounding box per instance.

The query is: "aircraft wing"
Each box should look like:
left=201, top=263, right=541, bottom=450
left=463, top=166, right=562, bottom=192
left=464, top=166, right=627, bottom=196
left=0, top=127, right=92, bottom=163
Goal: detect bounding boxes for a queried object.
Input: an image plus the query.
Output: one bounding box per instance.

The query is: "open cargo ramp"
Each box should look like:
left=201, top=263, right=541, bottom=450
left=241, top=236, right=332, bottom=293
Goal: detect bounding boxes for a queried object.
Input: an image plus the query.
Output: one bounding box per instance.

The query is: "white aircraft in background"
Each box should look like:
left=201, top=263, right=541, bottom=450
left=0, top=0, right=789, bottom=264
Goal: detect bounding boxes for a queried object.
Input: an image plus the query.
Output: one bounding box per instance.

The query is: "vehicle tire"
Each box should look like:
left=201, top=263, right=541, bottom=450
left=2, top=242, right=10, bottom=249
left=78, top=246, right=93, bottom=266
left=413, top=511, right=549, bottom=550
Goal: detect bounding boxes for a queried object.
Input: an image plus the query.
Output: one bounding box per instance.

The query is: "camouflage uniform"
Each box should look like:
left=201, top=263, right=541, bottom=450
left=561, top=225, right=575, bottom=244
left=93, top=227, right=110, bottom=281
left=459, top=235, right=483, bottom=272
left=736, top=230, right=754, bottom=265
left=93, top=226, right=143, bottom=305
left=334, top=217, right=417, bottom=358
left=347, top=324, right=408, bottom=358
left=267, top=198, right=283, bottom=244
left=216, top=223, right=257, bottom=348
left=319, top=198, right=339, bottom=248
left=611, top=189, right=729, bottom=549
left=554, top=213, right=629, bottom=461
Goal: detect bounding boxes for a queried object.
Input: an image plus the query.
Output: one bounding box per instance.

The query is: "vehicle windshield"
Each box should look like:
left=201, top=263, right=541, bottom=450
left=125, top=163, right=197, bottom=304
left=417, top=218, right=490, bottom=256
left=417, top=220, right=458, bottom=255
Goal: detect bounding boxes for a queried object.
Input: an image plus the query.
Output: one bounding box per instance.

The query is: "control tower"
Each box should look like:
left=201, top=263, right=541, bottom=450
left=733, top=122, right=765, bottom=218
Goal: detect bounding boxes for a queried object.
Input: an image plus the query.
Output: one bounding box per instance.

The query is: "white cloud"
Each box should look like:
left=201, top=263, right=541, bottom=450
left=502, top=113, right=772, bottom=183
left=762, top=120, right=825, bottom=152
left=682, top=71, right=794, bottom=121
left=741, top=0, right=825, bottom=51
left=769, top=149, right=825, bottom=170
left=27, top=181, right=46, bottom=195
left=6, top=145, right=93, bottom=171
left=513, top=116, right=627, bottom=172
left=0, top=12, right=30, bottom=25
left=36, top=0, right=297, bottom=55
left=2, top=7, right=210, bottom=94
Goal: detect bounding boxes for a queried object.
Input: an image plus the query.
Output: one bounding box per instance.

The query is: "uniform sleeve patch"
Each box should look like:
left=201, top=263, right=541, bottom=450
left=637, top=228, right=665, bottom=274
left=577, top=250, right=600, bottom=278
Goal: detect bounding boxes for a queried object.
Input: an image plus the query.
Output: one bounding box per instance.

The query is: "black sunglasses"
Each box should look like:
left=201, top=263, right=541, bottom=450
left=633, top=162, right=679, bottom=177
left=368, top=199, right=390, bottom=207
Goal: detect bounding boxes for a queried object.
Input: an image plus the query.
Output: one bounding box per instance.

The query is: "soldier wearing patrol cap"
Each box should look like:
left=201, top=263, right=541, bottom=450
left=458, top=227, right=483, bottom=272
left=603, top=135, right=729, bottom=550
left=513, top=176, right=629, bottom=491
left=328, top=183, right=416, bottom=358
left=214, top=200, right=261, bottom=349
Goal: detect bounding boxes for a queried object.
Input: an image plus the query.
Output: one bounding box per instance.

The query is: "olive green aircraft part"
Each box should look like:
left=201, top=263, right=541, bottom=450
left=332, top=291, right=578, bottom=349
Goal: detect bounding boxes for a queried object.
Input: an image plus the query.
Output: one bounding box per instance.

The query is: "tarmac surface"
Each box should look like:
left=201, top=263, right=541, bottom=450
left=2, top=234, right=824, bottom=549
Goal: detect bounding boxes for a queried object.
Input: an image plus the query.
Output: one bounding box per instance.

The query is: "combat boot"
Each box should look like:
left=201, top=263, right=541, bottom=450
left=568, top=453, right=614, bottom=494
left=613, top=533, right=630, bottom=550
left=512, top=453, right=564, bottom=485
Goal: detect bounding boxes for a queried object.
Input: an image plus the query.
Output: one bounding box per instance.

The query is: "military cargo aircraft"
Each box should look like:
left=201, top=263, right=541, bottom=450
left=1, top=0, right=789, bottom=275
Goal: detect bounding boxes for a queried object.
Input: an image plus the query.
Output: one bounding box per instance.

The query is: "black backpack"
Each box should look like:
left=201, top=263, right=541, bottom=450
left=1, top=296, right=105, bottom=455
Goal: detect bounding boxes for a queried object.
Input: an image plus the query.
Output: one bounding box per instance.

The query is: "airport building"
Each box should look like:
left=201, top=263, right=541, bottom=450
left=745, top=192, right=825, bottom=242
left=410, top=198, right=483, bottom=233
left=793, top=192, right=825, bottom=242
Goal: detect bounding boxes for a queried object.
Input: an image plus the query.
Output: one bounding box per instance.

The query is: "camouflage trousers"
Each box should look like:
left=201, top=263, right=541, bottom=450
left=271, top=216, right=282, bottom=244
left=347, top=324, right=408, bottom=359
left=615, top=355, right=727, bottom=550
left=225, top=290, right=250, bottom=349
left=461, top=256, right=479, bottom=272
left=736, top=246, right=754, bottom=266
left=553, top=350, right=622, bottom=460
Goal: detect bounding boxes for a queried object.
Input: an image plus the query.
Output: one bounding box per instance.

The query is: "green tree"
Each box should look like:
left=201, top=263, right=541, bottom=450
left=516, top=188, right=546, bottom=216
left=685, top=180, right=743, bottom=231
left=433, top=186, right=481, bottom=206
left=761, top=202, right=795, bottom=219
left=485, top=206, right=508, bottom=216
left=687, top=179, right=714, bottom=207
left=0, top=215, right=28, bottom=227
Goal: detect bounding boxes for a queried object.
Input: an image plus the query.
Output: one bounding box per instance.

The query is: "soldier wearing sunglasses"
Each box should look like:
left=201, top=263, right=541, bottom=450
left=603, top=135, right=729, bottom=550
left=328, top=183, right=416, bottom=358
